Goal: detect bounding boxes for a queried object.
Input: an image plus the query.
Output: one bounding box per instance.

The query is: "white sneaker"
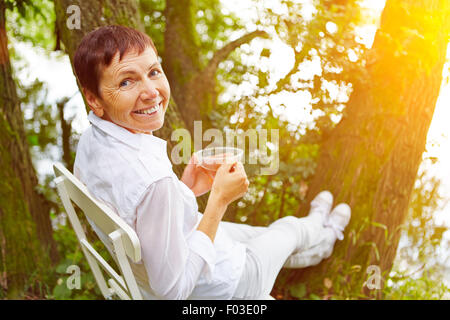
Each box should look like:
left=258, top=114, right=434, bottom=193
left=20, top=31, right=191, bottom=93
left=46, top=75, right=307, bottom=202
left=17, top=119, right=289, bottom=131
left=283, top=198, right=352, bottom=269
left=292, top=191, right=334, bottom=251
left=325, top=203, right=351, bottom=241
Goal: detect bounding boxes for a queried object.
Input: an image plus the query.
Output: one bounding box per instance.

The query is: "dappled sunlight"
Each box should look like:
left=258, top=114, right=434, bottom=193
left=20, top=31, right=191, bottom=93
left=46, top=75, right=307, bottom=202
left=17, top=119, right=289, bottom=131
left=2, top=0, right=449, bottom=301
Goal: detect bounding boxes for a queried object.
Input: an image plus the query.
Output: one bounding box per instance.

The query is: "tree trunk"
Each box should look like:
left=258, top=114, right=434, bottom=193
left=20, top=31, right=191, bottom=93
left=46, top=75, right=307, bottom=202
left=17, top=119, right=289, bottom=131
left=278, top=0, right=450, bottom=298
left=163, top=0, right=202, bottom=135
left=57, top=98, right=74, bottom=171
left=0, top=0, right=59, bottom=298
left=54, top=0, right=144, bottom=59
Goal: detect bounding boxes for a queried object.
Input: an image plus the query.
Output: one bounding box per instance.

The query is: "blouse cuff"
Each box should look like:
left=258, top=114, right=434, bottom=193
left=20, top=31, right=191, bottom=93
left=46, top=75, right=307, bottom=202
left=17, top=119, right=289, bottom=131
left=187, top=230, right=216, bottom=282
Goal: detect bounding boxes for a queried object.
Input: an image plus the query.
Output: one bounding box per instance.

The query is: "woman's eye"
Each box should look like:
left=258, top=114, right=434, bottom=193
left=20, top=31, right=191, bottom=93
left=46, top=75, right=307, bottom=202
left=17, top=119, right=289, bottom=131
left=120, top=79, right=131, bottom=87
left=149, top=69, right=161, bottom=77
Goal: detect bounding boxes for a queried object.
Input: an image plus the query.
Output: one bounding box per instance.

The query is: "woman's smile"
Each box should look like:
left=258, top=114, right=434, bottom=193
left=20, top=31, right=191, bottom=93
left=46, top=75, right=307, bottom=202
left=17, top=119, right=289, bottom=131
left=133, top=101, right=163, bottom=116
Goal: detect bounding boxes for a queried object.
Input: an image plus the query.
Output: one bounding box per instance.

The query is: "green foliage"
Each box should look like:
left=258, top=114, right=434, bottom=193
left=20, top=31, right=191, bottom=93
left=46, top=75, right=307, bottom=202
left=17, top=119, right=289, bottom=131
left=10, top=45, right=79, bottom=171
left=194, top=0, right=244, bottom=68
left=139, top=0, right=166, bottom=55
left=289, top=282, right=306, bottom=299
left=384, top=269, right=450, bottom=300
left=46, top=223, right=105, bottom=300
left=212, top=0, right=374, bottom=227
left=6, top=0, right=55, bottom=50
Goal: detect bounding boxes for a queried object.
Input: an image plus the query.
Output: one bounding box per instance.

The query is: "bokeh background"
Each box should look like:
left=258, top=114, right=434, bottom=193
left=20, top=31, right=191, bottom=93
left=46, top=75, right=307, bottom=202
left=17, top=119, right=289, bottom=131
left=1, top=0, right=449, bottom=299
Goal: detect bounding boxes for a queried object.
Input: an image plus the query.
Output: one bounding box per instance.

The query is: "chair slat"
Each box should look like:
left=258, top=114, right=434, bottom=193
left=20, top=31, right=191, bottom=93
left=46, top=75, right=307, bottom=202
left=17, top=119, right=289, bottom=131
left=80, top=239, right=127, bottom=290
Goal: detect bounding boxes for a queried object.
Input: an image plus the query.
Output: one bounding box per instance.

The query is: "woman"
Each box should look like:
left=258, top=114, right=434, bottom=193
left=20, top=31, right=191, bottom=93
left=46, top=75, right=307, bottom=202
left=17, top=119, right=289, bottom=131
left=73, top=25, right=351, bottom=300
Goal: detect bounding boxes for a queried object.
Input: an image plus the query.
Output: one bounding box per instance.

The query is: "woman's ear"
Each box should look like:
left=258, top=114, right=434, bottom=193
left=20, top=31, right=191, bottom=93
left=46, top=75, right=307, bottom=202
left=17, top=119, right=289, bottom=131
left=84, top=89, right=104, bottom=118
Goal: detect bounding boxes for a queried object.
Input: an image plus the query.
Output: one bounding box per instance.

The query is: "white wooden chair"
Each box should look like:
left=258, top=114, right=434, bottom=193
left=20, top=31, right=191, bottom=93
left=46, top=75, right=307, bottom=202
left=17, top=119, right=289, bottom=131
left=53, top=162, right=143, bottom=300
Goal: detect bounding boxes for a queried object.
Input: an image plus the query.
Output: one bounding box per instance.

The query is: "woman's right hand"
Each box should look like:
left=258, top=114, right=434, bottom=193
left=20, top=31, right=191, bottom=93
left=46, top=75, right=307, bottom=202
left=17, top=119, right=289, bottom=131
left=210, top=162, right=249, bottom=207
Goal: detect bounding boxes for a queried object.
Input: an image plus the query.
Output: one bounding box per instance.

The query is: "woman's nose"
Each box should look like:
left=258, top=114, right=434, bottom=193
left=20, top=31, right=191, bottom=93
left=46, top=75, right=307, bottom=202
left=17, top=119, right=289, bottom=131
left=140, top=79, right=158, bottom=100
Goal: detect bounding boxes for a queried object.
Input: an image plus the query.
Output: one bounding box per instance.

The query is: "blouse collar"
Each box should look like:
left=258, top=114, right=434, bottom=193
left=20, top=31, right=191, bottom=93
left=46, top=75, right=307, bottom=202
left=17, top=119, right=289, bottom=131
left=88, top=111, right=168, bottom=156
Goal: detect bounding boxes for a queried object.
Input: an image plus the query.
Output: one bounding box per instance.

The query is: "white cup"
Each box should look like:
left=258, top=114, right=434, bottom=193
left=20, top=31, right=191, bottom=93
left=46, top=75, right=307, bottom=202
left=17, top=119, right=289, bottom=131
left=194, top=147, right=244, bottom=171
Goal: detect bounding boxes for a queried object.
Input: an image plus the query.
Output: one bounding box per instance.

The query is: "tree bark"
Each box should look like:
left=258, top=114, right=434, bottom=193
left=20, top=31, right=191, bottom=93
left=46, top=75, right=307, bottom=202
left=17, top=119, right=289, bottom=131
left=57, top=97, right=74, bottom=171
left=279, top=0, right=450, bottom=298
left=162, top=0, right=202, bottom=135
left=54, top=0, right=144, bottom=59
left=0, top=0, right=59, bottom=298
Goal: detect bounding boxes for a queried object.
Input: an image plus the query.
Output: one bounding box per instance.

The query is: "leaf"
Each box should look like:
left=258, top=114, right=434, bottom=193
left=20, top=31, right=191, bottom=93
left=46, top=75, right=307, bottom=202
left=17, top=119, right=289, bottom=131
left=350, top=265, right=362, bottom=273
left=309, top=293, right=321, bottom=300
left=55, top=259, right=73, bottom=274
left=361, top=241, right=380, bottom=262
left=27, top=134, right=39, bottom=146
left=52, top=282, right=72, bottom=300
left=289, top=282, right=306, bottom=299
left=370, top=220, right=388, bottom=241
left=260, top=48, right=271, bottom=58
left=258, top=70, right=269, bottom=88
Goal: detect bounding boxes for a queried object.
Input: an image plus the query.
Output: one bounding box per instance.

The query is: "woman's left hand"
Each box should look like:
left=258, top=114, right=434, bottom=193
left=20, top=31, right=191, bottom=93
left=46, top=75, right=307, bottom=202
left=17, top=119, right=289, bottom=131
left=181, top=154, right=216, bottom=197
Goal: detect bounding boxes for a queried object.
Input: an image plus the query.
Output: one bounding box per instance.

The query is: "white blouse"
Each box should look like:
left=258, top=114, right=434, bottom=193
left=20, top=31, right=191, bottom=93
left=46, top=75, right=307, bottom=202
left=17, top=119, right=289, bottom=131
left=74, top=112, right=246, bottom=299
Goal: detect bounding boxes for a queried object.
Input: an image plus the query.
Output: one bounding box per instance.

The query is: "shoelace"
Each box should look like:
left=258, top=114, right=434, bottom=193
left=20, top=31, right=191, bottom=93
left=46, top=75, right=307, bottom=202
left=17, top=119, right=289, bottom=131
left=311, top=201, right=345, bottom=241
left=324, top=217, right=344, bottom=240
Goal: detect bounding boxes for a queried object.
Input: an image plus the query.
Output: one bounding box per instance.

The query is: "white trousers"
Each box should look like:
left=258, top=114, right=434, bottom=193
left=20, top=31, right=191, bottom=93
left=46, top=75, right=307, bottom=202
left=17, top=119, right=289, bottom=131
left=221, top=218, right=299, bottom=299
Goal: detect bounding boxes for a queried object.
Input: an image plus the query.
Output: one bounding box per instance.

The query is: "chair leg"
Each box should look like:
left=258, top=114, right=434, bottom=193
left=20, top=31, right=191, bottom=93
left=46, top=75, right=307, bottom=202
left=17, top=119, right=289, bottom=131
left=109, top=230, right=143, bottom=300
left=108, top=279, right=131, bottom=300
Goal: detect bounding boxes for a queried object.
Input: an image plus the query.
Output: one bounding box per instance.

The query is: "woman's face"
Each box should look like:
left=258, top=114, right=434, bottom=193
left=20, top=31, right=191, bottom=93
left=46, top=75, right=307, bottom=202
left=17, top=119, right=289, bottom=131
left=86, top=46, right=170, bottom=134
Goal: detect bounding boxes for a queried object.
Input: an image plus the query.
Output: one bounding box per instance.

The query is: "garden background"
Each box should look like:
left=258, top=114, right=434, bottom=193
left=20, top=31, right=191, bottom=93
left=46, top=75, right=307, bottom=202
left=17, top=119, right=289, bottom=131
left=1, top=0, right=449, bottom=300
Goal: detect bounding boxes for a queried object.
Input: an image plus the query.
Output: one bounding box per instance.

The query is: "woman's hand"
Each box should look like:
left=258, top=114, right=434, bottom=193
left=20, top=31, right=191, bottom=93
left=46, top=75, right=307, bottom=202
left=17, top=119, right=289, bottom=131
left=181, top=154, right=216, bottom=197
left=197, top=162, right=249, bottom=242
left=210, top=162, right=249, bottom=207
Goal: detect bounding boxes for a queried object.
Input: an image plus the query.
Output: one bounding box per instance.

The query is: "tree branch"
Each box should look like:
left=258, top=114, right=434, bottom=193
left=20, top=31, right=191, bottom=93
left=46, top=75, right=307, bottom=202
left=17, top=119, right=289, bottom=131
left=202, top=30, right=270, bottom=78
left=253, top=46, right=309, bottom=99
left=181, top=30, right=270, bottom=132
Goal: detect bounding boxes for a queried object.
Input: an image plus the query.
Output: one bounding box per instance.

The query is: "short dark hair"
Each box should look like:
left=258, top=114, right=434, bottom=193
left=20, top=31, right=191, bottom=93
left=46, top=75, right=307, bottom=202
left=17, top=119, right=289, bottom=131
left=73, top=25, right=157, bottom=98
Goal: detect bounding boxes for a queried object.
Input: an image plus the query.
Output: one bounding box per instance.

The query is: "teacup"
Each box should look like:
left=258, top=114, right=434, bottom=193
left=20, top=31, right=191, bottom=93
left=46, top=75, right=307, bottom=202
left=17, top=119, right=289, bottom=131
left=194, top=147, right=244, bottom=172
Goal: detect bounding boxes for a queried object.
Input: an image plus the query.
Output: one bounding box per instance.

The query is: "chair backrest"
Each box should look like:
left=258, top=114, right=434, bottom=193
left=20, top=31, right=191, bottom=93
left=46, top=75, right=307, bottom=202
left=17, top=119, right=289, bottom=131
left=53, top=162, right=143, bottom=300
